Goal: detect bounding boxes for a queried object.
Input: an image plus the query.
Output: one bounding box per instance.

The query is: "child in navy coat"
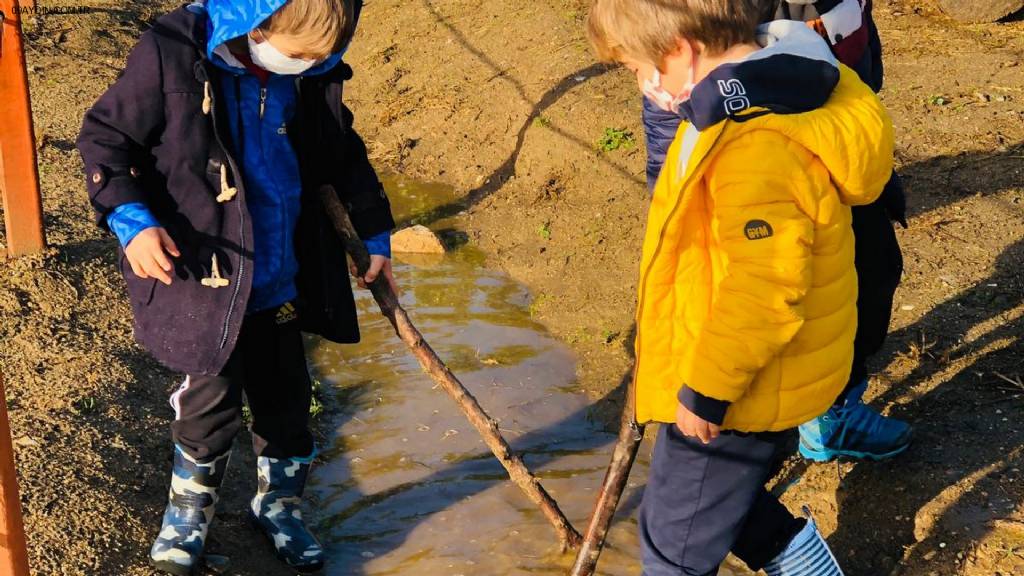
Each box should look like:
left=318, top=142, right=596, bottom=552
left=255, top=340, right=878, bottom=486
left=77, top=1, right=395, bottom=573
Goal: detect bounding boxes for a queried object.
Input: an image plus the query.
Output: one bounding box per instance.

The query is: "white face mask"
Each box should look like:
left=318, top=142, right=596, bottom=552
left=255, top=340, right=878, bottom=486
left=248, top=30, right=319, bottom=75
left=641, top=50, right=698, bottom=114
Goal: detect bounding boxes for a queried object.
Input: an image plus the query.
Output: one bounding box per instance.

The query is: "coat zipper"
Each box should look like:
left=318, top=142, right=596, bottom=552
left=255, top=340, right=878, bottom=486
left=259, top=80, right=289, bottom=306
left=632, top=129, right=723, bottom=412
left=206, top=67, right=247, bottom=350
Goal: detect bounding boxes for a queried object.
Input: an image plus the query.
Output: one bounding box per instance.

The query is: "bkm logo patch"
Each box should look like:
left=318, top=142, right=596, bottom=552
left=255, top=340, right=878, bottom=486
left=744, top=220, right=774, bottom=240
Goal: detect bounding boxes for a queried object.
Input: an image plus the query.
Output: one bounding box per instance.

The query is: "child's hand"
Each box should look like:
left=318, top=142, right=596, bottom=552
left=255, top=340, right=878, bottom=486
left=675, top=402, right=720, bottom=445
left=351, top=255, right=400, bottom=296
left=124, top=227, right=180, bottom=285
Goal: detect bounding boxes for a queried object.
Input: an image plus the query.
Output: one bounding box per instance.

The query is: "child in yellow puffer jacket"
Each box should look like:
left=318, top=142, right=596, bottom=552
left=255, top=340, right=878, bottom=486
left=587, top=1, right=894, bottom=574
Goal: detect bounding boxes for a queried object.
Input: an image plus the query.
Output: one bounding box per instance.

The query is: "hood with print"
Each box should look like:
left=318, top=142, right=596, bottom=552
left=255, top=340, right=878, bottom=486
left=678, top=20, right=893, bottom=206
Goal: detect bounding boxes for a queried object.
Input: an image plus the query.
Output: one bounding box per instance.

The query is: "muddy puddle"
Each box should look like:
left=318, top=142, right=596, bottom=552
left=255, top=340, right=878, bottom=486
left=305, top=175, right=746, bottom=575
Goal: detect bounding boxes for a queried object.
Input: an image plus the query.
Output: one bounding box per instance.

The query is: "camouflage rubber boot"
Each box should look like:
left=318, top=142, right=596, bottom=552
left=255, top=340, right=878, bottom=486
left=250, top=452, right=325, bottom=573
left=150, top=446, right=231, bottom=576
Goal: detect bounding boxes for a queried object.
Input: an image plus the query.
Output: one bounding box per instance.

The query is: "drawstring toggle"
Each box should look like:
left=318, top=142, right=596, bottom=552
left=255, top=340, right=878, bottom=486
left=217, top=164, right=237, bottom=203
left=201, top=254, right=230, bottom=288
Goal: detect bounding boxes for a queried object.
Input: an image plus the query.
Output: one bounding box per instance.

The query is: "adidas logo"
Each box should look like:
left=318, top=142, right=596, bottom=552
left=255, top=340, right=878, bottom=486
left=276, top=302, right=298, bottom=324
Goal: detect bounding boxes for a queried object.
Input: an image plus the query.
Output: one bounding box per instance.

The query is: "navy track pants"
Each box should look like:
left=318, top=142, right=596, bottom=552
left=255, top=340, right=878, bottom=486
left=640, top=424, right=805, bottom=575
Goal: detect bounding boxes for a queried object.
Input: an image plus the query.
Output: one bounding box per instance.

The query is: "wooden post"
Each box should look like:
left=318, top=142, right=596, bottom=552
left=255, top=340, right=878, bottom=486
left=0, top=373, right=31, bottom=576
left=0, top=0, right=46, bottom=257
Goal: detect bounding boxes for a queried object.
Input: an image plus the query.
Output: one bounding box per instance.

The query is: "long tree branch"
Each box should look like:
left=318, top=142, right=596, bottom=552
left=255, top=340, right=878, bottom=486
left=569, top=378, right=645, bottom=575
left=319, top=185, right=582, bottom=551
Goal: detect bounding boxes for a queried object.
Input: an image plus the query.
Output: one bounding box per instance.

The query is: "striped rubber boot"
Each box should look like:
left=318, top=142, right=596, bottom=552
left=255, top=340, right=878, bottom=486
left=764, top=509, right=844, bottom=576
left=249, top=452, right=325, bottom=573
left=150, top=446, right=230, bottom=576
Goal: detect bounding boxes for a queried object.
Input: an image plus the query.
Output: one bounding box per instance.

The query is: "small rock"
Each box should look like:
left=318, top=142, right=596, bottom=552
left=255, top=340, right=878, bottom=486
left=13, top=436, right=39, bottom=448
left=901, top=304, right=915, bottom=311
left=390, top=225, right=446, bottom=254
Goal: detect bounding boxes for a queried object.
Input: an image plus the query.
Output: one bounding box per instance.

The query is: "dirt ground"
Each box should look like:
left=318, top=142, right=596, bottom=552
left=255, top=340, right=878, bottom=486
left=1, top=0, right=1022, bottom=575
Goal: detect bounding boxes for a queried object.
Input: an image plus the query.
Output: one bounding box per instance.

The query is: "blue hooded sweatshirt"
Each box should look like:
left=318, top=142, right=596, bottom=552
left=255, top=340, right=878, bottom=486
left=107, top=0, right=390, bottom=313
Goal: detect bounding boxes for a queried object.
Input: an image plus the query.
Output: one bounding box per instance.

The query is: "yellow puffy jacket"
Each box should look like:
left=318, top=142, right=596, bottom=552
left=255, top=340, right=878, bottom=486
left=635, top=66, right=895, bottom=431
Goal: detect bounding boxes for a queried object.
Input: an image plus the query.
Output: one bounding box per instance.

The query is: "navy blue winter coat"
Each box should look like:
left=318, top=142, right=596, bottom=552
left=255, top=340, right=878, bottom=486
left=78, top=4, right=394, bottom=376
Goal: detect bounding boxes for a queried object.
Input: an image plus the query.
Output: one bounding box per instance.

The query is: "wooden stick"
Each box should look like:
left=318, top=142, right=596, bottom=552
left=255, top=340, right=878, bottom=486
left=993, top=371, right=1024, bottom=391
left=569, top=377, right=645, bottom=576
left=318, top=186, right=582, bottom=551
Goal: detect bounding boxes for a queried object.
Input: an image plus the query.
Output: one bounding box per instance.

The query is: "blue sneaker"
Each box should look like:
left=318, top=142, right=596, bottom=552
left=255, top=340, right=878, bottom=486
left=150, top=446, right=230, bottom=576
left=799, top=380, right=912, bottom=462
left=249, top=452, right=325, bottom=573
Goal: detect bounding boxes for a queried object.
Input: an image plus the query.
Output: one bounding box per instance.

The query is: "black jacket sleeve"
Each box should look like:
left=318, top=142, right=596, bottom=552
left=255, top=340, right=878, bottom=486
left=77, top=32, right=165, bottom=227
left=314, top=67, right=395, bottom=240
left=334, top=102, right=395, bottom=240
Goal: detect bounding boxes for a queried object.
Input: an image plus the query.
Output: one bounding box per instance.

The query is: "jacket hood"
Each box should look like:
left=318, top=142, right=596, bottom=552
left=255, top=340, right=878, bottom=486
left=681, top=20, right=892, bottom=206
left=761, top=64, right=894, bottom=207
left=202, top=0, right=343, bottom=75
left=679, top=21, right=840, bottom=132
left=756, top=22, right=893, bottom=207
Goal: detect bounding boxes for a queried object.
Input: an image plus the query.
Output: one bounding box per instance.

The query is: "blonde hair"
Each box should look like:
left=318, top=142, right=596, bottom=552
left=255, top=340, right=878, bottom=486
left=260, top=0, right=355, bottom=59
left=587, top=0, right=762, bottom=65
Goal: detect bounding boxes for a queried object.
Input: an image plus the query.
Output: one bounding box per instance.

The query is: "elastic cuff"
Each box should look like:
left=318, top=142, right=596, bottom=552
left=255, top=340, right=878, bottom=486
left=106, top=202, right=160, bottom=248
left=120, top=225, right=157, bottom=248
left=362, top=230, right=392, bottom=258
left=678, top=385, right=730, bottom=426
